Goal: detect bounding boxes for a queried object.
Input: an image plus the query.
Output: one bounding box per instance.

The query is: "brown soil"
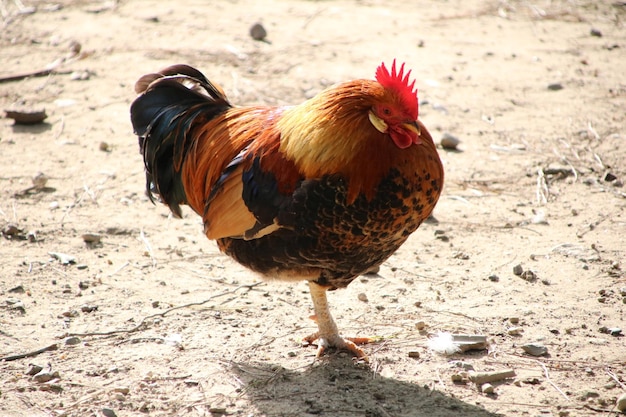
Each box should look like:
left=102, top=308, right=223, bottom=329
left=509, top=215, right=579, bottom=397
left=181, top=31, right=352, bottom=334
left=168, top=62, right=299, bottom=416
left=1, top=1, right=625, bottom=416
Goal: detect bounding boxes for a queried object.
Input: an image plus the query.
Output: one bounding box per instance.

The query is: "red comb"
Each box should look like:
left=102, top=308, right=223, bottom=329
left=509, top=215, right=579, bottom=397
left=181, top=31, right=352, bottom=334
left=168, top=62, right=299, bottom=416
left=375, top=60, right=418, bottom=120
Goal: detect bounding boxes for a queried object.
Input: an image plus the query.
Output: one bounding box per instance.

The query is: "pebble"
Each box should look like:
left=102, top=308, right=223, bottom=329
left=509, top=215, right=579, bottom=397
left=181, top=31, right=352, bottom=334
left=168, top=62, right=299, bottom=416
left=81, top=304, right=98, bottom=313
left=512, top=264, right=523, bottom=276
left=357, top=293, right=368, bottom=302
left=520, top=270, right=538, bottom=282
left=415, top=320, right=426, bottom=330
left=509, top=317, right=520, bottom=324
left=547, top=83, right=564, bottom=91
left=48, top=252, right=77, bottom=265
left=449, top=361, right=474, bottom=370
left=590, top=28, right=602, bottom=37
left=481, top=383, right=495, bottom=394
left=451, top=373, right=467, bottom=383
left=32, top=172, right=49, bottom=189
left=440, top=133, right=460, bottom=150
left=32, top=370, right=59, bottom=383
left=82, top=233, right=102, bottom=244
left=101, top=408, right=117, bottom=417
left=599, top=326, right=622, bottom=336
left=64, top=336, right=81, bottom=346
left=249, top=23, right=267, bottom=41
left=616, top=392, right=626, bottom=413
left=521, top=342, right=547, bottom=356
left=488, top=274, right=499, bottom=282
left=508, top=327, right=523, bottom=336
left=408, top=350, right=420, bottom=358
left=4, top=108, right=47, bottom=124
left=6, top=298, right=26, bottom=313
left=27, top=364, right=44, bottom=376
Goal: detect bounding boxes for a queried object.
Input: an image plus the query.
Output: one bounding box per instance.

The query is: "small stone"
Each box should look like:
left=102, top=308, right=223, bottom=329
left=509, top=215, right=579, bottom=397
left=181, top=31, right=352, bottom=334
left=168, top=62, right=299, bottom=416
left=8, top=285, right=25, bottom=293
left=521, top=342, right=547, bottom=356
left=249, top=23, right=267, bottom=41
left=81, top=304, right=98, bottom=313
left=548, top=83, right=564, bottom=91
left=101, top=408, right=117, bottom=417
left=509, top=317, right=520, bottom=324
left=520, top=270, right=537, bottom=282
left=508, top=327, right=523, bottom=336
left=39, top=383, right=63, bottom=393
left=4, top=108, right=47, bottom=124
left=450, top=361, right=474, bottom=370
left=26, top=364, right=44, bottom=376
left=287, top=351, right=297, bottom=357
left=113, top=387, right=130, bottom=395
left=415, top=320, right=426, bottom=330
left=64, top=336, right=81, bottom=346
left=82, top=233, right=102, bottom=244
left=357, top=293, right=368, bottom=302
left=451, top=372, right=468, bottom=383
left=408, top=351, right=420, bottom=358
left=578, top=390, right=600, bottom=400
left=523, top=377, right=541, bottom=385
left=590, top=28, right=602, bottom=37
left=616, top=392, right=626, bottom=412
left=6, top=298, right=26, bottom=313
left=440, top=133, right=460, bottom=150
left=481, top=383, right=495, bottom=394
left=48, top=252, right=77, bottom=265
left=512, top=264, right=523, bottom=276
left=488, top=274, right=499, bottom=282
left=99, top=142, right=111, bottom=152
left=32, top=370, right=59, bottom=383
left=608, top=327, right=622, bottom=336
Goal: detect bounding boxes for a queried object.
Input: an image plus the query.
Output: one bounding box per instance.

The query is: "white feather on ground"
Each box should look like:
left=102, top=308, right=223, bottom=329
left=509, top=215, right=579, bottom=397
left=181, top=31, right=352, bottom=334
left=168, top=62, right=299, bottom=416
left=427, top=331, right=461, bottom=355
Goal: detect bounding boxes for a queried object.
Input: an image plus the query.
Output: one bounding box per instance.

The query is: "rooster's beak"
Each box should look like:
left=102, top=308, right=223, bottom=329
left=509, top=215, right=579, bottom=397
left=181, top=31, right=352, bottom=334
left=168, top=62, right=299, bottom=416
left=403, top=121, right=421, bottom=136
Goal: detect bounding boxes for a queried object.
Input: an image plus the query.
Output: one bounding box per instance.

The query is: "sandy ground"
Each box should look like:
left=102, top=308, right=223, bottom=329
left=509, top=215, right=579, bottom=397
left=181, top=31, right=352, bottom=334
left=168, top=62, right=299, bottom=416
left=1, top=0, right=625, bottom=416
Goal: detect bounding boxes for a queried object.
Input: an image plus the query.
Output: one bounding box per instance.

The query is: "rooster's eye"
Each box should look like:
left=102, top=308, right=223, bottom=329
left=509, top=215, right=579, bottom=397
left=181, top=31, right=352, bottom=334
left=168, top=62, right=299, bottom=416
left=382, top=107, right=392, bottom=116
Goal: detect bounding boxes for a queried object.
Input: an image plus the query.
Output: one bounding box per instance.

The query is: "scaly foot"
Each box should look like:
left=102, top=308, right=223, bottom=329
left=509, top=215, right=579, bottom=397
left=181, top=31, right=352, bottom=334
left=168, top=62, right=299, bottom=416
left=303, top=331, right=371, bottom=361
left=305, top=281, right=372, bottom=361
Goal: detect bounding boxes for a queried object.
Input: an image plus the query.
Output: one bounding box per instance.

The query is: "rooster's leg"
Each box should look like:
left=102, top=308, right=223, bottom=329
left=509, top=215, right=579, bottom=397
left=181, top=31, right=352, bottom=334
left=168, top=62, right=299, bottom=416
left=303, top=281, right=370, bottom=361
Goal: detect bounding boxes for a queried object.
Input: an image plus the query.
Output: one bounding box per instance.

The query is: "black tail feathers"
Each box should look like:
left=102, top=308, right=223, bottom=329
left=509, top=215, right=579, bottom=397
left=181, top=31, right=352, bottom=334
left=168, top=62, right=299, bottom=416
left=130, top=65, right=231, bottom=217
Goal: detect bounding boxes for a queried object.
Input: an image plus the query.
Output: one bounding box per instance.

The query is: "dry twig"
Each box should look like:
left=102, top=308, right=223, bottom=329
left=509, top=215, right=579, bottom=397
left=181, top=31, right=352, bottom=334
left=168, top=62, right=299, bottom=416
left=536, top=360, right=570, bottom=401
left=65, top=282, right=264, bottom=338
left=0, top=343, right=58, bottom=362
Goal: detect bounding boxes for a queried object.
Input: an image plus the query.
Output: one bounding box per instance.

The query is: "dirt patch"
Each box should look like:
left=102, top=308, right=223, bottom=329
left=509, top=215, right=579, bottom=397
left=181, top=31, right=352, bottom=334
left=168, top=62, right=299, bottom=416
left=1, top=1, right=625, bottom=416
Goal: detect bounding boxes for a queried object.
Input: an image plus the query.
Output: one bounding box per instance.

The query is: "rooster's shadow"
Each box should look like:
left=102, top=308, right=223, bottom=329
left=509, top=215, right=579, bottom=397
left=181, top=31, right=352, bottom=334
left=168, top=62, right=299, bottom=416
left=227, top=356, right=504, bottom=417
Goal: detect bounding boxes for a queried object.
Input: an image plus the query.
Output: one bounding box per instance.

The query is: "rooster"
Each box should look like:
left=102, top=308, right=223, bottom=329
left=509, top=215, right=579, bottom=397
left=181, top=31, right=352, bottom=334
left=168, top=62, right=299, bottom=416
left=130, top=61, right=443, bottom=361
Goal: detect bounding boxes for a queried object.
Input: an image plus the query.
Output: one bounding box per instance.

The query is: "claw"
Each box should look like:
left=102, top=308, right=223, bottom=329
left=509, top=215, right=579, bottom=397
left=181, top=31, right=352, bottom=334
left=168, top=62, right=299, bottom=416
left=303, top=332, right=371, bottom=362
